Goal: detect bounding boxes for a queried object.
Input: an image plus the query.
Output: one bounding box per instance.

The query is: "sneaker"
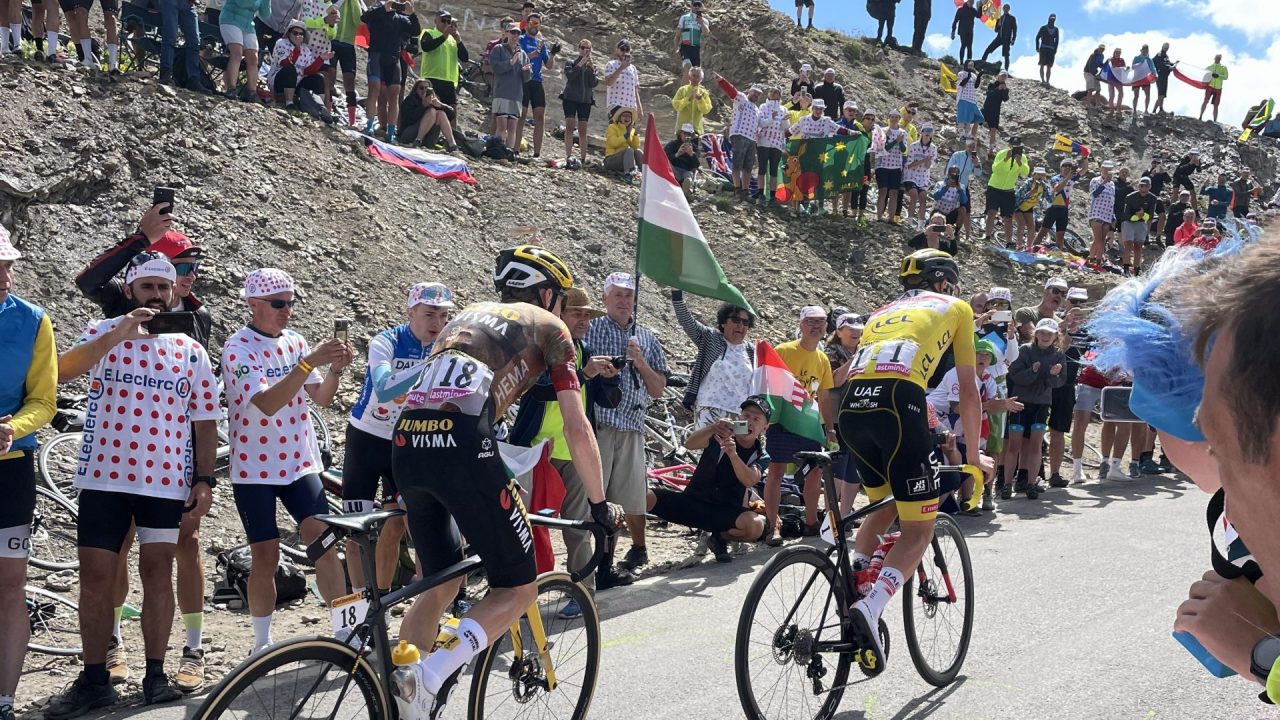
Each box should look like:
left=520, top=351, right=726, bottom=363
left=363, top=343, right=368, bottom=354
left=1012, top=477, right=1028, bottom=494
left=173, top=646, right=205, bottom=694
left=1128, top=461, right=1140, bottom=478
left=0, top=703, right=13, bottom=720
left=1106, top=464, right=1132, bottom=481
left=1139, top=459, right=1163, bottom=474
left=801, top=521, right=821, bottom=537
left=849, top=602, right=887, bottom=677
left=557, top=598, right=583, bottom=619
left=1072, top=467, right=1086, bottom=484
left=1026, top=482, right=1042, bottom=500
left=1048, top=473, right=1068, bottom=488
left=708, top=533, right=732, bottom=563
left=1157, top=454, right=1175, bottom=472
left=594, top=567, right=634, bottom=590
left=1096, top=462, right=1110, bottom=480
left=45, top=673, right=119, bottom=720
left=142, top=672, right=182, bottom=706
left=998, top=481, right=1012, bottom=500
left=618, top=546, right=648, bottom=572
left=981, top=493, right=995, bottom=511
left=106, top=637, right=129, bottom=684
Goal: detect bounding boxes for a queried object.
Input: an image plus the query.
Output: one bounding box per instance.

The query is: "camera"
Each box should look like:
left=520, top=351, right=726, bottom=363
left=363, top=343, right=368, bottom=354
left=928, top=224, right=946, bottom=233
left=609, top=356, right=626, bottom=369
left=931, top=430, right=950, bottom=446
left=548, top=41, right=562, bottom=55
left=730, top=420, right=749, bottom=435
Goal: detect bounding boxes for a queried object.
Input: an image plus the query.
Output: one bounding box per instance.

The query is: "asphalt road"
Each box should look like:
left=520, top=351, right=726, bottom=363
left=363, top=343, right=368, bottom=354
left=87, top=474, right=1273, bottom=720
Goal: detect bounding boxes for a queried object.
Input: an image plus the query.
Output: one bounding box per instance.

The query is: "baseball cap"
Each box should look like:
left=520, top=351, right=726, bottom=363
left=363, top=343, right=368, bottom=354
left=407, top=282, right=455, bottom=309
left=823, top=67, right=835, bottom=74
left=799, top=62, right=812, bottom=72
left=1009, top=135, right=1023, bottom=147
left=921, top=123, right=935, bottom=133
left=435, top=9, right=451, bottom=20
left=748, top=84, right=763, bottom=94
left=617, top=39, right=630, bottom=49
left=1101, top=160, right=1116, bottom=169
left=987, top=286, right=1012, bottom=303
left=1067, top=287, right=1089, bottom=301
left=604, top=272, right=636, bottom=292
left=842, top=100, right=858, bottom=110
left=1034, top=318, right=1060, bottom=334
left=1033, top=166, right=1046, bottom=175
left=125, top=255, right=177, bottom=285
left=1139, top=176, right=1152, bottom=186
left=680, top=122, right=696, bottom=133
left=148, top=231, right=205, bottom=261
left=836, top=313, right=864, bottom=330
left=740, top=394, right=772, bottom=421
left=887, top=108, right=901, bottom=117
left=0, top=225, right=19, bottom=261
left=1045, top=277, right=1068, bottom=290
left=800, top=305, right=826, bottom=320
left=1179, top=188, right=1191, bottom=196
left=812, top=98, right=826, bottom=109
left=242, top=268, right=295, bottom=298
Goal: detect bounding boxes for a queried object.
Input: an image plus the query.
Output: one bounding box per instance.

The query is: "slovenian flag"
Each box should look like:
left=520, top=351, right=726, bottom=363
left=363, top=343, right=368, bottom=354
left=355, top=132, right=477, bottom=184
left=636, top=114, right=752, bottom=311
left=751, top=340, right=825, bottom=443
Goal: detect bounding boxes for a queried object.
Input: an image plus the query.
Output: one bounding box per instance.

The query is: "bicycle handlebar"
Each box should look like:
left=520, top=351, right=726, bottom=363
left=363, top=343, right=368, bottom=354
left=529, top=514, right=607, bottom=584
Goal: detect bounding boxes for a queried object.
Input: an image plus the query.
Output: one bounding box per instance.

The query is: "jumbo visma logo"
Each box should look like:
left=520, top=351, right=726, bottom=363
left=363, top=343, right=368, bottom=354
left=394, top=417, right=457, bottom=448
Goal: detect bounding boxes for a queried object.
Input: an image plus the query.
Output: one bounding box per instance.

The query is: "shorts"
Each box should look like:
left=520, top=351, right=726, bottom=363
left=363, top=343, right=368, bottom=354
left=0, top=451, right=37, bottom=560
left=58, top=0, right=91, bottom=11
left=834, top=452, right=861, bottom=484
left=220, top=23, right=259, bottom=51
left=875, top=167, right=903, bottom=190
left=986, top=186, right=1016, bottom=217
left=649, top=488, right=745, bottom=533
left=492, top=97, right=521, bottom=118
left=77, top=489, right=184, bottom=551
left=231, top=473, right=330, bottom=545
left=757, top=146, right=783, bottom=177
left=331, top=40, right=356, bottom=75
left=1233, top=204, right=1250, bottom=219
left=1039, top=48, right=1056, bottom=67
left=1075, top=384, right=1103, bottom=413
left=562, top=98, right=592, bottom=121
left=366, top=50, right=401, bottom=86
left=1084, top=72, right=1100, bottom=93
left=1204, top=87, right=1222, bottom=106
left=341, top=425, right=398, bottom=513
left=1090, top=218, right=1113, bottom=232
left=1006, top=403, right=1050, bottom=437
left=795, top=0, right=814, bottom=6
left=597, top=425, right=646, bottom=514
left=1121, top=220, right=1148, bottom=245
left=730, top=135, right=757, bottom=172
left=1049, top=383, right=1076, bottom=433
left=393, top=407, right=536, bottom=589
left=522, top=80, right=546, bottom=109
left=902, top=180, right=924, bottom=193
left=678, top=43, right=701, bottom=67
left=1156, top=73, right=1169, bottom=96
left=837, top=378, right=939, bottom=522
left=1041, top=205, right=1069, bottom=232
left=943, top=208, right=961, bottom=226
left=765, top=426, right=822, bottom=466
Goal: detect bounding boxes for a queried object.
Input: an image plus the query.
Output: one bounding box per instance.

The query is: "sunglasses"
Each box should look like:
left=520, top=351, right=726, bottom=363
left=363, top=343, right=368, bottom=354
left=725, top=316, right=753, bottom=327
left=256, top=298, right=297, bottom=309
left=174, top=262, right=200, bottom=276
left=579, top=45, right=591, bottom=49
left=289, top=29, right=305, bottom=36
left=1048, top=287, right=1066, bottom=297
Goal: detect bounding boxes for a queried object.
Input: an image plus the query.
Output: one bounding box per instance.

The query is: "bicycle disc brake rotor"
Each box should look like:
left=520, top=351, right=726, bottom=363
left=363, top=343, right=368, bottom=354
left=507, top=653, right=546, bottom=703
left=771, top=624, right=803, bottom=665
left=919, top=578, right=940, bottom=619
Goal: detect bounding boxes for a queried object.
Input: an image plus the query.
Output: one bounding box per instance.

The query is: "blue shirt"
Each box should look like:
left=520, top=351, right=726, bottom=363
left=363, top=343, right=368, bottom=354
left=348, top=324, right=433, bottom=439
left=1201, top=184, right=1234, bottom=219
left=518, top=33, right=551, bottom=83
left=946, top=150, right=979, bottom=188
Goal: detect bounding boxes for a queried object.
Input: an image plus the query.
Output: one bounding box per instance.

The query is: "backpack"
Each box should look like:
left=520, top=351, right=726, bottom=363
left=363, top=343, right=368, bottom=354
left=458, top=130, right=488, bottom=158
left=484, top=135, right=516, bottom=160
left=211, top=545, right=309, bottom=607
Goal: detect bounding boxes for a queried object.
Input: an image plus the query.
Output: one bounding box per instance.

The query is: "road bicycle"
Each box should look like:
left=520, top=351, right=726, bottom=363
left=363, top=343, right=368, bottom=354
left=734, top=450, right=977, bottom=720
left=195, top=508, right=609, bottom=720
left=643, top=373, right=694, bottom=469
left=26, top=585, right=82, bottom=656
left=29, top=485, right=80, bottom=572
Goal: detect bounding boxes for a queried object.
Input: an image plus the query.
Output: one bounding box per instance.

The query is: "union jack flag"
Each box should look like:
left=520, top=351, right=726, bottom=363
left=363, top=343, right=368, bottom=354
left=701, top=133, right=732, bottom=175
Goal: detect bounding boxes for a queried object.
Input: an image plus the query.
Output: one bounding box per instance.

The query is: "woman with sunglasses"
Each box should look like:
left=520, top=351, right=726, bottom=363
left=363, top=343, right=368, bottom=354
left=267, top=20, right=334, bottom=115
left=670, top=290, right=756, bottom=431
left=399, top=81, right=458, bottom=149
left=561, top=39, right=598, bottom=169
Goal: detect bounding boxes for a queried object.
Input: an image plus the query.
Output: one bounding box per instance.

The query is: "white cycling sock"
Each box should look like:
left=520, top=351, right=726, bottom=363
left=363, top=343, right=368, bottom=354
left=0, top=27, right=10, bottom=54
left=1110, top=457, right=1123, bottom=471
left=420, top=618, right=488, bottom=695
left=252, top=615, right=273, bottom=649
left=858, top=566, right=905, bottom=621
left=47, top=32, right=59, bottom=56
left=107, top=43, right=118, bottom=69
left=1072, top=458, right=1083, bottom=474
left=79, top=39, right=93, bottom=64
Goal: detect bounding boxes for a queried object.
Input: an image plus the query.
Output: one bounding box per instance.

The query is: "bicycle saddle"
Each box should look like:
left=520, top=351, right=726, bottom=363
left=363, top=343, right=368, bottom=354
left=792, top=450, right=833, bottom=466
left=316, top=509, right=405, bottom=535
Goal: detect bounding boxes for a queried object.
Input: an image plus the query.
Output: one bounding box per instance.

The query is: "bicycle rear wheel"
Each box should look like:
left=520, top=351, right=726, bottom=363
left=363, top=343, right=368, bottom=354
left=469, top=572, right=600, bottom=720
left=735, top=546, right=852, bottom=720
left=30, top=486, right=81, bottom=571
left=27, top=586, right=82, bottom=656
left=37, top=432, right=82, bottom=505
left=902, top=514, right=975, bottom=687
left=195, top=636, right=389, bottom=720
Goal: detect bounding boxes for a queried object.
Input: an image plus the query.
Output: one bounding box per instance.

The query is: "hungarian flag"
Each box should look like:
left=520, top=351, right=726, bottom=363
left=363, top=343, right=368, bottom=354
left=637, top=115, right=752, bottom=311
left=751, top=340, right=825, bottom=444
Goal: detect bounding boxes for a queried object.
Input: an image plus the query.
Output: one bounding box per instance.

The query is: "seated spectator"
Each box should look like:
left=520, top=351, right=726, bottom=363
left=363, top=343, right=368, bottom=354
left=268, top=21, right=334, bottom=118
left=604, top=107, right=643, bottom=178
left=671, top=289, right=754, bottom=429
left=399, top=80, right=458, bottom=150
left=931, top=166, right=970, bottom=228
left=672, top=66, right=712, bottom=134
left=219, top=0, right=271, bottom=101
left=646, top=398, right=771, bottom=562
left=908, top=213, right=959, bottom=254
left=299, top=0, right=339, bottom=109
left=665, top=123, right=701, bottom=199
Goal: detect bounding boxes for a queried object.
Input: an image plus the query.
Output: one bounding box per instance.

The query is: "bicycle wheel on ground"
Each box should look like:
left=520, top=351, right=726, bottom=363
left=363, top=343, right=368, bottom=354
left=195, top=636, right=389, bottom=720
left=30, top=486, right=81, bottom=572
left=902, top=514, right=975, bottom=687
left=38, top=432, right=82, bottom=504
left=27, top=586, right=82, bottom=656
left=469, top=572, right=601, bottom=720
left=735, top=546, right=853, bottom=720
left=1062, top=229, right=1088, bottom=256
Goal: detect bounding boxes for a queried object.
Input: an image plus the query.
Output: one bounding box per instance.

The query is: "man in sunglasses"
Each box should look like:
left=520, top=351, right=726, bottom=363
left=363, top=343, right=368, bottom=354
left=76, top=201, right=211, bottom=347
left=72, top=199, right=214, bottom=692
left=1014, top=276, right=1066, bottom=343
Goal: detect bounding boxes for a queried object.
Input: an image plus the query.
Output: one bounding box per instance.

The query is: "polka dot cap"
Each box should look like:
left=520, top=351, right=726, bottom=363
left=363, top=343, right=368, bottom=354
left=0, top=225, right=19, bottom=261
left=242, top=268, right=295, bottom=298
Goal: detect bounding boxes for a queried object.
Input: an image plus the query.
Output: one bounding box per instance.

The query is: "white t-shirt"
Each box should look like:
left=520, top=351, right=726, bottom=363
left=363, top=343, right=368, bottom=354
left=221, top=326, right=325, bottom=486
left=604, top=60, right=640, bottom=112
left=695, top=342, right=753, bottom=415
left=73, top=319, right=221, bottom=500
left=926, top=367, right=997, bottom=441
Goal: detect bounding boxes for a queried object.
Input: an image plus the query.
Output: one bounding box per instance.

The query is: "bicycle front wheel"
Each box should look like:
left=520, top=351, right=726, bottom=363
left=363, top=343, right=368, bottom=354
left=195, top=636, right=390, bottom=720
left=37, top=432, right=82, bottom=504
left=27, top=586, right=82, bottom=656
left=469, top=572, right=600, bottom=720
left=902, top=514, right=975, bottom=687
left=29, top=486, right=81, bottom=571
left=735, top=546, right=852, bottom=720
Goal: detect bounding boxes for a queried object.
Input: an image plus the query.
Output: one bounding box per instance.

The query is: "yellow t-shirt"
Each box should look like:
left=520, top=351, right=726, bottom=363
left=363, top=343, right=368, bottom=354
left=774, top=340, right=834, bottom=403
left=850, top=291, right=976, bottom=390
left=531, top=344, right=586, bottom=461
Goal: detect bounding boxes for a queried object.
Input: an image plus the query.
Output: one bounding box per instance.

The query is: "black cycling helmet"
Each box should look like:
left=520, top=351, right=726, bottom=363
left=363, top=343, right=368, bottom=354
left=493, top=245, right=574, bottom=295
left=899, top=249, right=959, bottom=288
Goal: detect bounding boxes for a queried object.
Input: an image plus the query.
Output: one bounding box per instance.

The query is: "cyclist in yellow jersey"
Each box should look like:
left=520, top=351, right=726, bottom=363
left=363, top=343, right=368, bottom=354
left=838, top=248, right=993, bottom=675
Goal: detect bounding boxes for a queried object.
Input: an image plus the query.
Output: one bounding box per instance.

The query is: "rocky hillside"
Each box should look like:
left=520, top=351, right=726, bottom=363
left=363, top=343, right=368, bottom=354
left=3, top=0, right=1279, bottom=375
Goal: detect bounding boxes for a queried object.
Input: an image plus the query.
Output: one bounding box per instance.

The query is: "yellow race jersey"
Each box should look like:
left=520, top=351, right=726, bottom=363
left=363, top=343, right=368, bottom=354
left=849, top=290, right=976, bottom=389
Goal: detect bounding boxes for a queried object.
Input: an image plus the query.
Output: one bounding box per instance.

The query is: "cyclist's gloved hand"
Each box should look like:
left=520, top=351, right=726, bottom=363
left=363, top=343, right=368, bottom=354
left=590, top=500, right=624, bottom=534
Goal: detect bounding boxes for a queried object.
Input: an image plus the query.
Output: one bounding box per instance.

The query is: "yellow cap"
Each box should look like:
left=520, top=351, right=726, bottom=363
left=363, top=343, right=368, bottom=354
left=391, top=640, right=421, bottom=666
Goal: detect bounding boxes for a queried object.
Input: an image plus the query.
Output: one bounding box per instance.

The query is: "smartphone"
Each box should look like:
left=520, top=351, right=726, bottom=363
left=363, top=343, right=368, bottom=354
left=333, top=319, right=350, bottom=344
left=1100, top=386, right=1143, bottom=422
left=991, top=310, right=1013, bottom=323
left=144, top=311, right=196, bottom=336
left=152, top=186, right=176, bottom=215
left=928, top=225, right=947, bottom=233
left=1172, top=631, right=1237, bottom=678
left=730, top=420, right=749, bottom=435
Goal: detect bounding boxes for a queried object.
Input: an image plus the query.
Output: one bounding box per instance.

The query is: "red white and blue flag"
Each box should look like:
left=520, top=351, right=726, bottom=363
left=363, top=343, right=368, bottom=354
left=1101, top=62, right=1156, bottom=87
left=701, top=133, right=732, bottom=175
left=352, top=131, right=477, bottom=184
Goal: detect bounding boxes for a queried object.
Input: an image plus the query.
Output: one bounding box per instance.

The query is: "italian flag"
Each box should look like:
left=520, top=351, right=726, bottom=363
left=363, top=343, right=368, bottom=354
left=751, top=340, right=826, bottom=444
left=637, top=114, right=752, bottom=311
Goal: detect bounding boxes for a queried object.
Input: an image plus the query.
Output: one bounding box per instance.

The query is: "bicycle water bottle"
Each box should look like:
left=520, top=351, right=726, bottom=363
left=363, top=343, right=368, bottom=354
left=390, top=641, right=430, bottom=720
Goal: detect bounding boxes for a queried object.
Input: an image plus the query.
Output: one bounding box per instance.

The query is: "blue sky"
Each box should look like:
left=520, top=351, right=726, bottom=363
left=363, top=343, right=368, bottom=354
left=766, top=0, right=1274, bottom=124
